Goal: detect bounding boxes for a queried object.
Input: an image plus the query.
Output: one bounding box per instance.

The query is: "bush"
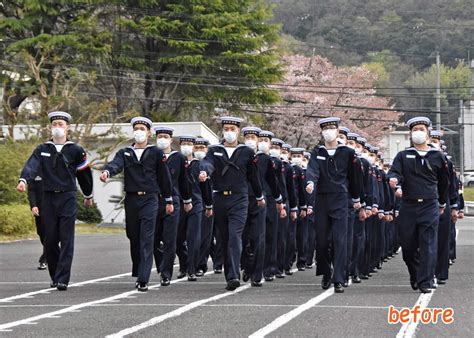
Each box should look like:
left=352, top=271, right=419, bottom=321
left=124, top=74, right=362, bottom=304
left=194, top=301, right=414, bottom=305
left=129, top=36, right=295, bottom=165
left=0, top=204, right=36, bottom=235
left=76, top=192, right=103, bottom=224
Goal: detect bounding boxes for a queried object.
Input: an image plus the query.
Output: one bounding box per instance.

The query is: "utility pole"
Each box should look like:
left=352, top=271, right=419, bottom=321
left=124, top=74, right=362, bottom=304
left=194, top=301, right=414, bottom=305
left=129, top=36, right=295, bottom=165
left=459, top=100, right=464, bottom=177
left=435, top=51, right=441, bottom=130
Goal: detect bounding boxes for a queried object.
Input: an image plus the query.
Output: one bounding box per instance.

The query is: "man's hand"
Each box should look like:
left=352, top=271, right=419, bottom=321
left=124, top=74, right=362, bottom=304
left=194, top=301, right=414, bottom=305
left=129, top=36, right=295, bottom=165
left=277, top=202, right=284, bottom=212
left=395, top=189, right=403, bottom=198
left=290, top=211, right=297, bottom=221
left=300, top=210, right=307, bottom=219
left=166, top=204, right=174, bottom=215
left=353, top=202, right=361, bottom=210
left=439, top=207, right=445, bottom=215
left=372, top=208, right=378, bottom=215
left=389, top=178, right=398, bottom=189
left=184, top=203, right=193, bottom=213
left=17, top=181, right=26, bottom=192
left=365, top=209, right=372, bottom=218
left=280, top=208, right=287, bottom=219
left=31, top=207, right=40, bottom=217
left=378, top=213, right=384, bottom=220
left=257, top=199, right=266, bottom=208
left=306, top=182, right=314, bottom=194
left=451, top=209, right=458, bottom=223
left=84, top=198, right=93, bottom=208
left=358, top=208, right=367, bottom=221
left=205, top=209, right=213, bottom=218
left=307, top=208, right=314, bottom=216
left=458, top=211, right=464, bottom=220
left=199, top=171, right=208, bottom=182
left=100, top=171, right=109, bottom=183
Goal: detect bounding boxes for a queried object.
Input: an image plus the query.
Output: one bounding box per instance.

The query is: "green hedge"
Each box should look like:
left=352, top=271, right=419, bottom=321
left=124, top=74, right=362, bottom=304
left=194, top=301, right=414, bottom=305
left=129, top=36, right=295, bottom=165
left=0, top=204, right=36, bottom=235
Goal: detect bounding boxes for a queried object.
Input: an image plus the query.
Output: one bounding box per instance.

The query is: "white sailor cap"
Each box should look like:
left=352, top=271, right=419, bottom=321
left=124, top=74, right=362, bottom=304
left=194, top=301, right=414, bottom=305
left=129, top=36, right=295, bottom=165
left=272, top=138, right=284, bottom=147
left=369, top=146, right=379, bottom=154
left=282, top=144, right=292, bottom=151
left=303, top=151, right=311, bottom=159
left=154, top=126, right=175, bottom=136
left=347, top=132, right=359, bottom=141
left=339, top=127, right=350, bottom=136
left=48, top=111, right=72, bottom=123
left=179, top=135, right=197, bottom=143
left=258, top=130, right=274, bottom=139
left=195, top=138, right=210, bottom=146
left=219, top=116, right=243, bottom=127
left=406, top=117, right=431, bottom=129
left=242, top=126, right=261, bottom=136
left=357, top=137, right=367, bottom=146
left=290, top=147, right=305, bottom=155
left=131, top=116, right=153, bottom=129
left=430, top=130, right=443, bottom=139
left=318, top=117, right=340, bottom=129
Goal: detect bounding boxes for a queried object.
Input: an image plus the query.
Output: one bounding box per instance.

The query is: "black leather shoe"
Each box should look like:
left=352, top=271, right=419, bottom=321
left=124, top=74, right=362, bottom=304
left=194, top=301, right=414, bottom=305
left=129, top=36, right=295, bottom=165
left=321, top=278, right=331, bottom=290
left=367, top=272, right=373, bottom=277
left=305, top=264, right=314, bottom=269
left=343, top=281, right=349, bottom=288
left=38, top=262, right=47, bottom=270
left=214, top=268, right=222, bottom=274
left=137, top=282, right=148, bottom=292
left=297, top=266, right=306, bottom=271
left=242, top=272, right=250, bottom=282
left=135, top=281, right=139, bottom=289
left=275, top=273, right=285, bottom=279
left=334, top=283, right=344, bottom=293
left=50, top=282, right=58, bottom=288
left=188, top=274, right=197, bottom=281
left=376, top=263, right=382, bottom=270
left=264, top=276, right=274, bottom=282
left=353, top=276, right=362, bottom=283
left=196, top=269, right=204, bottom=277
left=177, top=271, right=186, bottom=279
left=226, top=279, right=240, bottom=291
left=251, top=280, right=263, bottom=287
left=419, top=287, right=432, bottom=294
left=360, top=275, right=369, bottom=280
left=57, top=283, right=68, bottom=291
left=370, top=268, right=378, bottom=273
left=161, top=277, right=170, bottom=286
left=284, top=270, right=293, bottom=276
left=410, top=281, right=418, bottom=291
left=438, top=279, right=447, bottom=285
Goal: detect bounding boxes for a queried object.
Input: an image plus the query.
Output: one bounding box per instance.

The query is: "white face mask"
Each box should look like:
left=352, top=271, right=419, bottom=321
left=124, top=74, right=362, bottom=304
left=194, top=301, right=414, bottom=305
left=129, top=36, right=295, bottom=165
left=269, top=149, right=281, bottom=158
left=346, top=143, right=356, bottom=150
left=322, top=129, right=338, bottom=142
left=134, top=130, right=147, bottom=144
left=52, top=127, right=65, bottom=139
left=292, top=157, right=303, bottom=166
left=156, top=138, right=170, bottom=150
left=367, top=156, right=375, bottom=165
left=194, top=151, right=206, bottom=160
left=180, top=145, right=193, bottom=156
left=355, top=148, right=362, bottom=156
left=258, top=141, right=270, bottom=153
left=245, top=139, right=257, bottom=150
left=338, top=137, right=347, bottom=145
left=280, top=153, right=289, bottom=161
left=412, top=130, right=427, bottom=145
left=360, top=152, right=369, bottom=160
left=223, top=131, right=237, bottom=143
left=432, top=142, right=441, bottom=150
left=302, top=161, right=308, bottom=169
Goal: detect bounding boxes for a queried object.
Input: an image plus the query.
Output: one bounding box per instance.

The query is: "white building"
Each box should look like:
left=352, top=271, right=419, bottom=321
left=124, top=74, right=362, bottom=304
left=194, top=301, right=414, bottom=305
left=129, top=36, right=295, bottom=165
left=2, top=122, right=219, bottom=225
left=379, top=130, right=411, bottom=164
left=461, top=60, right=474, bottom=172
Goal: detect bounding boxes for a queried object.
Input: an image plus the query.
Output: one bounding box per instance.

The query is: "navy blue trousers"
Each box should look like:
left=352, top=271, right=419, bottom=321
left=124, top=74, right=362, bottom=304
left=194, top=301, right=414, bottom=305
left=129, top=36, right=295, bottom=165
left=198, top=211, right=214, bottom=272
left=176, top=201, right=203, bottom=275
left=436, top=204, right=451, bottom=280
left=276, top=203, right=289, bottom=274
left=242, top=197, right=266, bottom=282
left=264, top=196, right=279, bottom=277
left=305, top=212, right=316, bottom=266
left=350, top=216, right=365, bottom=277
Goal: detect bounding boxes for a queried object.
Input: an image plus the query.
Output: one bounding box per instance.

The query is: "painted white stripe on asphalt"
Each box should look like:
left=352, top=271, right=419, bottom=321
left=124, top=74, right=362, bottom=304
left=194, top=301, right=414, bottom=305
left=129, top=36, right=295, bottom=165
left=105, top=284, right=252, bottom=338
left=396, top=291, right=434, bottom=338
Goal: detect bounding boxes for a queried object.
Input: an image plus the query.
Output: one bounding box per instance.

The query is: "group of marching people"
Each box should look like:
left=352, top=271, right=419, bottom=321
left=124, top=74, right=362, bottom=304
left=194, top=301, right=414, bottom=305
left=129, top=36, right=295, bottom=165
left=17, top=112, right=464, bottom=294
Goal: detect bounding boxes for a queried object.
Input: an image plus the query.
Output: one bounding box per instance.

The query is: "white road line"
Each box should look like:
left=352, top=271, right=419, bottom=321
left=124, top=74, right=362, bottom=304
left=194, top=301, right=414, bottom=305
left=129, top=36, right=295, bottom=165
left=396, top=291, right=435, bottom=338
left=105, top=284, right=252, bottom=338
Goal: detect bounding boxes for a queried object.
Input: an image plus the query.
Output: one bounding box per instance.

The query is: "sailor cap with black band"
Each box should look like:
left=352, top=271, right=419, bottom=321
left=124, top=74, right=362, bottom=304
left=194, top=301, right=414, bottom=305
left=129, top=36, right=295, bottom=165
left=339, top=126, right=350, bottom=136
left=406, top=116, right=431, bottom=130
left=363, top=142, right=371, bottom=151
left=347, top=132, right=359, bottom=141
left=357, top=136, right=367, bottom=146
left=179, top=135, right=197, bottom=143
left=369, top=146, right=379, bottom=154
left=282, top=143, right=292, bottom=151
left=131, top=116, right=153, bottom=130
left=242, top=126, right=261, bottom=136
left=48, top=111, right=72, bottom=123
left=318, top=117, right=341, bottom=129
left=220, top=116, right=243, bottom=127
left=258, top=130, right=274, bottom=139
left=290, top=147, right=305, bottom=155
left=272, top=138, right=284, bottom=147
left=303, top=151, right=311, bottom=159
left=154, top=126, right=175, bottom=136
left=195, top=137, right=209, bottom=146
left=430, top=130, right=443, bottom=140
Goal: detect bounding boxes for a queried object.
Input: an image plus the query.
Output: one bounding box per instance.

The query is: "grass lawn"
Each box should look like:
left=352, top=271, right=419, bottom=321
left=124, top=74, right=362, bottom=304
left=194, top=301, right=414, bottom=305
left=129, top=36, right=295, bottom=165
left=463, top=187, right=474, bottom=202
left=0, top=223, right=125, bottom=242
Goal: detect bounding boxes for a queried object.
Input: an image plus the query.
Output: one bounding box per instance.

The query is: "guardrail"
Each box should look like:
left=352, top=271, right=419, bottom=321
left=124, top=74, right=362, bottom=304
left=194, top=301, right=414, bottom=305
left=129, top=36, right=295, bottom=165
left=465, top=202, right=474, bottom=216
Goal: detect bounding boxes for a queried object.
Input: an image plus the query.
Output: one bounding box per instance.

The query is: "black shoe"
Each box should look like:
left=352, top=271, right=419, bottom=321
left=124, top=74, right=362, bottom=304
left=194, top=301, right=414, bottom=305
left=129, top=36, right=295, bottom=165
left=343, top=281, right=349, bottom=288
left=251, top=280, right=263, bottom=287
left=284, top=270, right=293, bottom=276
left=334, top=283, right=344, bottom=293
left=38, top=262, right=47, bottom=270
left=410, top=281, right=418, bottom=291
left=188, top=274, right=197, bottom=281
left=137, top=282, right=148, bottom=292
left=353, top=276, right=362, bottom=283
left=242, top=272, right=250, bottom=282
left=57, top=283, right=68, bottom=291
left=161, top=277, right=170, bottom=286
left=419, top=287, right=432, bottom=294
left=383, top=258, right=388, bottom=262
left=321, top=278, right=331, bottom=290
left=214, top=268, right=222, bottom=274
left=264, top=276, right=274, bottom=282
left=135, top=281, right=139, bottom=289
left=360, top=275, right=369, bottom=280
left=177, top=271, right=186, bottom=279
left=438, top=279, right=447, bottom=285
left=50, top=282, right=58, bottom=288
left=367, top=272, right=373, bottom=277
left=371, top=268, right=378, bottom=273
left=297, top=266, right=306, bottom=271
left=196, top=269, right=204, bottom=277
left=305, top=264, right=314, bottom=269
left=226, top=279, right=240, bottom=291
left=275, top=273, right=285, bottom=279
left=376, top=263, right=382, bottom=270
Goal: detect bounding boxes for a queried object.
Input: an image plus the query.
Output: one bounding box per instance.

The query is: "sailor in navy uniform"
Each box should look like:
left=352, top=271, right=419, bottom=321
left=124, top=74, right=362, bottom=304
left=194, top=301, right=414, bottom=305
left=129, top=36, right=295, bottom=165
left=306, top=117, right=361, bottom=293
left=288, top=147, right=308, bottom=272
left=387, top=117, right=449, bottom=293
left=27, top=174, right=47, bottom=270
left=101, top=117, right=173, bottom=291
left=303, top=151, right=316, bottom=269
left=275, top=143, right=298, bottom=277
left=199, top=116, right=265, bottom=291
left=153, top=126, right=193, bottom=286
left=18, top=111, right=94, bottom=291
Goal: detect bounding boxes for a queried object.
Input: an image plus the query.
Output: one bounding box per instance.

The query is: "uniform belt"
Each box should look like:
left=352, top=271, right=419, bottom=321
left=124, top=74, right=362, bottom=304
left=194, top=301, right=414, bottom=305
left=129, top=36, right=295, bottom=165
left=404, top=198, right=428, bottom=203
left=218, top=190, right=232, bottom=196
left=136, top=191, right=147, bottom=195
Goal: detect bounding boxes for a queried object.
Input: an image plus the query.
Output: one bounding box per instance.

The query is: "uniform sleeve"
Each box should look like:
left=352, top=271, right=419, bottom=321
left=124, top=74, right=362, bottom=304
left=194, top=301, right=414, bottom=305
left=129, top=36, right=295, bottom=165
left=27, top=179, right=38, bottom=209
left=200, top=179, right=213, bottom=208
left=179, top=156, right=193, bottom=203
left=103, top=149, right=125, bottom=177
left=306, top=149, right=319, bottom=187
left=75, top=147, right=93, bottom=198
left=247, top=153, right=264, bottom=200
left=286, top=165, right=298, bottom=211
left=448, top=161, right=459, bottom=209
left=436, top=155, right=450, bottom=206
left=296, top=167, right=307, bottom=209
left=347, top=150, right=361, bottom=202
left=199, top=148, right=216, bottom=176
left=387, top=152, right=404, bottom=184
left=363, top=160, right=374, bottom=209
left=266, top=158, right=282, bottom=202
left=19, top=146, right=42, bottom=184
left=156, top=151, right=174, bottom=204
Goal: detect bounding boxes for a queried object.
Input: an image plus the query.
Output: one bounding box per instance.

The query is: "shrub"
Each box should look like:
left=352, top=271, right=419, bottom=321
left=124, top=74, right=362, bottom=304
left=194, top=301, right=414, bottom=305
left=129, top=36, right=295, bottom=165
left=0, top=204, right=36, bottom=235
left=76, top=192, right=103, bottom=224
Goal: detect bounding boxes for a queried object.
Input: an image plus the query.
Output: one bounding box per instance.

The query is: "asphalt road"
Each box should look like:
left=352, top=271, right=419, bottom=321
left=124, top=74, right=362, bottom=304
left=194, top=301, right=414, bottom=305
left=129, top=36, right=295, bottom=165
left=1, top=218, right=473, bottom=337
